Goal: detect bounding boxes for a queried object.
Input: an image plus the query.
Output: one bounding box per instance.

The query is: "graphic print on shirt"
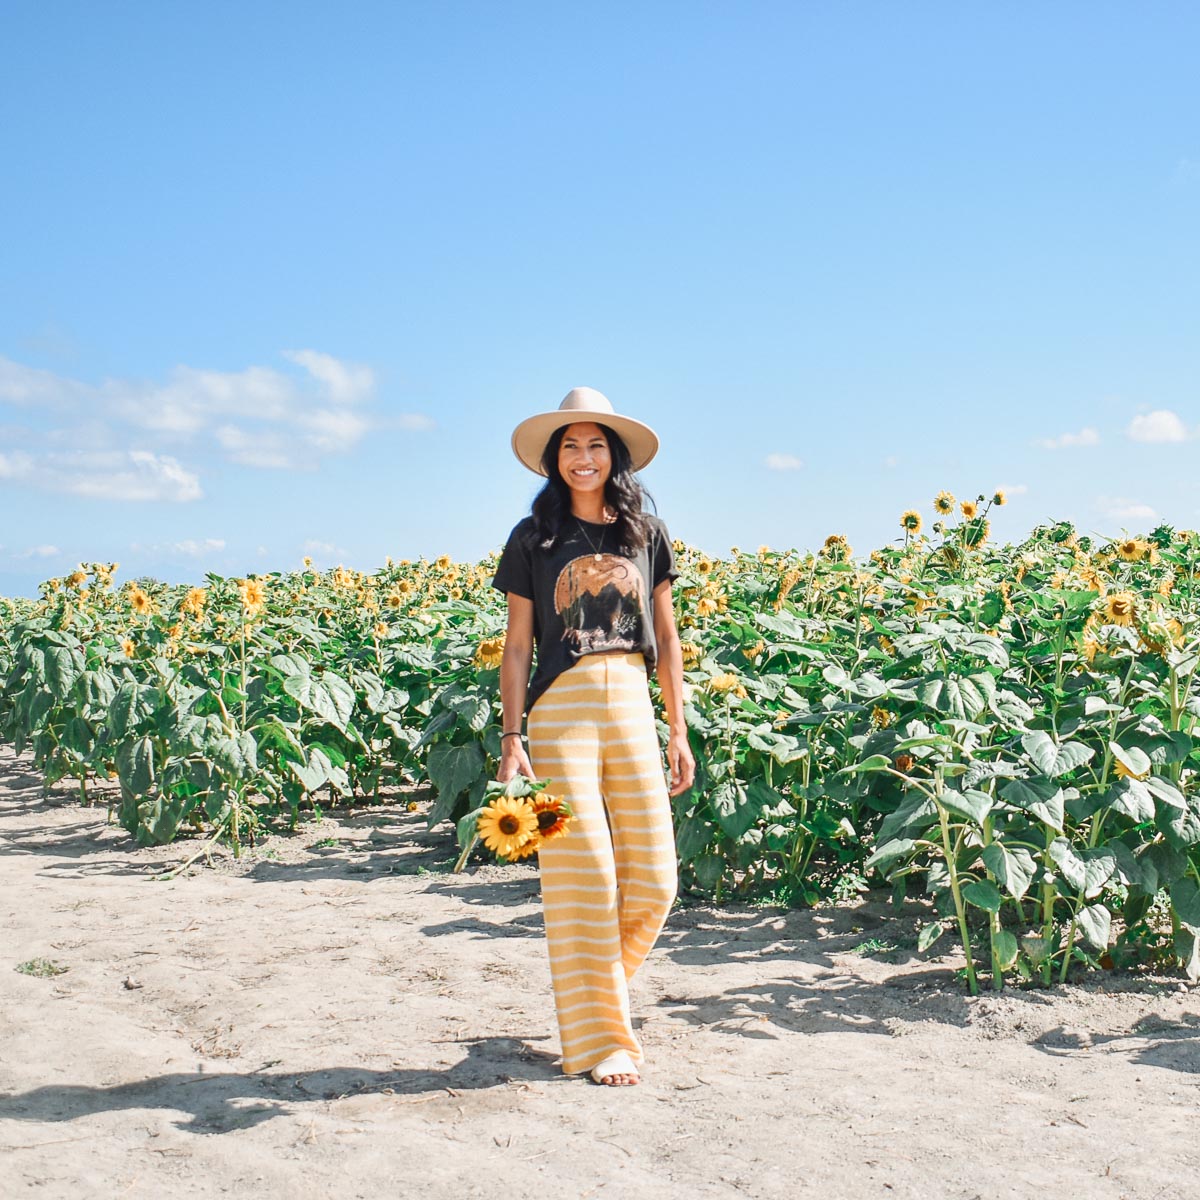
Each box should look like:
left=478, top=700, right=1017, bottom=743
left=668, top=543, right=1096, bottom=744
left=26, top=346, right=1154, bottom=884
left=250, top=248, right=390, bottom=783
left=553, top=554, right=647, bottom=654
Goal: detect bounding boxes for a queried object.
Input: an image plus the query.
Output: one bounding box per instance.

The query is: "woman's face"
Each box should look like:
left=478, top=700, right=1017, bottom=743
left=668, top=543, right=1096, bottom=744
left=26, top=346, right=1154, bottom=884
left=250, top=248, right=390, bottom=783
left=557, top=422, right=611, bottom=497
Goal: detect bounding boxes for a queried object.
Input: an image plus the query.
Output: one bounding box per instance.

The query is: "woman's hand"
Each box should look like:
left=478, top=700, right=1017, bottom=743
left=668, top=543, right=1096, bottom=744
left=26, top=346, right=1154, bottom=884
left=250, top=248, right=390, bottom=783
left=497, top=738, right=536, bottom=784
left=666, top=729, right=695, bottom=797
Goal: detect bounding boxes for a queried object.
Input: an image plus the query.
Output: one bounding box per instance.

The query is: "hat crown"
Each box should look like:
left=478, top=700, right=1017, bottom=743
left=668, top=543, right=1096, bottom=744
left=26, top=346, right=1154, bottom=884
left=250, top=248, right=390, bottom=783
left=559, top=386, right=613, bottom=415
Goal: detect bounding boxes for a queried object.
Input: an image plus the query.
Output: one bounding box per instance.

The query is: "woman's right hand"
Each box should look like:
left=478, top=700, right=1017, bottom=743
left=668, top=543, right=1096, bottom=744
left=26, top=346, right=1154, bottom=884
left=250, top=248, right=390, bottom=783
left=497, top=740, right=536, bottom=783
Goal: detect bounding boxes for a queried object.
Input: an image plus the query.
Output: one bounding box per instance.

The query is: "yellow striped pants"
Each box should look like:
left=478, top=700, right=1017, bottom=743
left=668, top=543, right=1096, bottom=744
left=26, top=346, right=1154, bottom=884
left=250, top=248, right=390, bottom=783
left=526, top=651, right=677, bottom=1075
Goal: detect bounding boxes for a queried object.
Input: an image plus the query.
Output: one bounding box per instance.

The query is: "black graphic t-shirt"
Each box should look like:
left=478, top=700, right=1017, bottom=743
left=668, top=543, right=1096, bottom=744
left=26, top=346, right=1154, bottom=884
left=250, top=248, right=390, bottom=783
left=492, top=514, right=679, bottom=713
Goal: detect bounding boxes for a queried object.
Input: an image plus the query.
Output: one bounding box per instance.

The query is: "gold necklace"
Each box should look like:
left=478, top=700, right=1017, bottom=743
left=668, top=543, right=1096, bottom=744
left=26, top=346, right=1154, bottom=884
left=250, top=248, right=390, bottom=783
left=576, top=518, right=608, bottom=562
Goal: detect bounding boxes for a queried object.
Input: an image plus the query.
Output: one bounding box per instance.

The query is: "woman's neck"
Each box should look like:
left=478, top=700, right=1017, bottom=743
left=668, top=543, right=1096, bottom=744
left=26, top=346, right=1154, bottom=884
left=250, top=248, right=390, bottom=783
left=570, top=494, right=610, bottom=524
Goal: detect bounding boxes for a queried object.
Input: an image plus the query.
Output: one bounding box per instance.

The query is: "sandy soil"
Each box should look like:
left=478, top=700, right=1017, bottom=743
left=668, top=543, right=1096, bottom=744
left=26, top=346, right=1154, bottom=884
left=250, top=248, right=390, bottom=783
left=2, top=743, right=1199, bottom=1200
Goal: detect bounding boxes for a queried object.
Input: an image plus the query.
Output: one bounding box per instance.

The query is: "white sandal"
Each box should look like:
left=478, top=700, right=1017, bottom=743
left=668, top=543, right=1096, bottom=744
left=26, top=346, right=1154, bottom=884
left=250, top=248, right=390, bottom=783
left=589, top=1050, right=640, bottom=1086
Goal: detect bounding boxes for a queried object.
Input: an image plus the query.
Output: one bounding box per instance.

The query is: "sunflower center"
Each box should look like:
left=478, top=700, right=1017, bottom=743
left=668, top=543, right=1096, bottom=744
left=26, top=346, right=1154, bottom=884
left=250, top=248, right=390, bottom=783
left=537, top=810, right=558, bottom=832
left=498, top=814, right=521, bottom=835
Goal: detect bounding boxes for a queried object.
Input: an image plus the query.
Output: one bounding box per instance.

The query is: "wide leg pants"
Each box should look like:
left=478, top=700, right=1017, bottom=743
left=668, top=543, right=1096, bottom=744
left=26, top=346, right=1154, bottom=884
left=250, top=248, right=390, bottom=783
left=526, top=651, right=678, bottom=1075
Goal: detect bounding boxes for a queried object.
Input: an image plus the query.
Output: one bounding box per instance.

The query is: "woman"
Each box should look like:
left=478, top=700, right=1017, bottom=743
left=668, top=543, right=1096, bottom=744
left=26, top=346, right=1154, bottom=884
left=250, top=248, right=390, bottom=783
left=493, top=386, right=696, bottom=1087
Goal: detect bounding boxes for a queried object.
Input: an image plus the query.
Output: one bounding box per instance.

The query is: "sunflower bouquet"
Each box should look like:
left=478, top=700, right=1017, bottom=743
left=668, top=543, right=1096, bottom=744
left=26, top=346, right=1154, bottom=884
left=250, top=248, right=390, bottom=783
left=452, top=776, right=573, bottom=871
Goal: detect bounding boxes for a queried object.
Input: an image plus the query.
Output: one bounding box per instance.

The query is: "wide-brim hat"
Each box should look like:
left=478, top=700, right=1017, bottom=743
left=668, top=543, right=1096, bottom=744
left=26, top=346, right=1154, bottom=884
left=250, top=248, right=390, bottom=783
left=510, top=387, right=659, bottom=477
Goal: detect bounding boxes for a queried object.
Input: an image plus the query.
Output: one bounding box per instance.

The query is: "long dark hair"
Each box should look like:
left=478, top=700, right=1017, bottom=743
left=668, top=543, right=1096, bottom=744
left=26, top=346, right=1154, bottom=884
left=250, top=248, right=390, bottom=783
left=527, top=423, right=656, bottom=555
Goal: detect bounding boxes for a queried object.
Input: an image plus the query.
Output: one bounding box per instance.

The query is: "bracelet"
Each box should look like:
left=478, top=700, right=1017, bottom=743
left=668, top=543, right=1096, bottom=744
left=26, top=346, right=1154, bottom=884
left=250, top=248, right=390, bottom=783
left=500, top=731, right=526, bottom=741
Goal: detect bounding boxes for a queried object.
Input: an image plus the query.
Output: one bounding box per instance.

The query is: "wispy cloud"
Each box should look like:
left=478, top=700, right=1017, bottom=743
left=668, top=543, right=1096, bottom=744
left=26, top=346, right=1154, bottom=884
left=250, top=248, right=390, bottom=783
left=172, top=538, right=226, bottom=556
left=1, top=448, right=200, bottom=501
left=765, top=453, right=804, bottom=471
left=0, top=349, right=434, bottom=497
left=1097, top=496, right=1158, bottom=523
left=16, top=544, right=60, bottom=559
left=1126, top=409, right=1190, bottom=443
left=1035, top=427, right=1100, bottom=450
left=996, top=483, right=1029, bottom=497
left=301, top=538, right=349, bottom=560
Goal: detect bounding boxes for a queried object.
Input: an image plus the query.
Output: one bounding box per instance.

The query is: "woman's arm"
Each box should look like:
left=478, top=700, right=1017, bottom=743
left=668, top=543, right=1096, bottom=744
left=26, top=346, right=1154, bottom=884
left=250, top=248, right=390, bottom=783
left=497, top=592, right=536, bottom=782
left=652, top=578, right=696, bottom=798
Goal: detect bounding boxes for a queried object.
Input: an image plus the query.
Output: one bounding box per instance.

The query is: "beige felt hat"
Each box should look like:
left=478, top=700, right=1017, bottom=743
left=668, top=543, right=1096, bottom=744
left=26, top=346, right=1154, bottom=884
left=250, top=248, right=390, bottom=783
left=510, top=387, right=659, bottom=477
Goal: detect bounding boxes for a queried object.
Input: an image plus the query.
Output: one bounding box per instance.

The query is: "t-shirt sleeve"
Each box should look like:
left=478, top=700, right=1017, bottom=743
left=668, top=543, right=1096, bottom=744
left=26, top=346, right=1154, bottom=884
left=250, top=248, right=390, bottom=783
left=650, top=518, right=679, bottom=590
left=492, top=521, right=535, bottom=600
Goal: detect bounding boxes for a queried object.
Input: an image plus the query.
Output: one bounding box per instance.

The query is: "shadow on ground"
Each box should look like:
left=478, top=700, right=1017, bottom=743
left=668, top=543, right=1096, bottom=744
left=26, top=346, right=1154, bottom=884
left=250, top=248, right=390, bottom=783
left=0, top=1037, right=562, bottom=1136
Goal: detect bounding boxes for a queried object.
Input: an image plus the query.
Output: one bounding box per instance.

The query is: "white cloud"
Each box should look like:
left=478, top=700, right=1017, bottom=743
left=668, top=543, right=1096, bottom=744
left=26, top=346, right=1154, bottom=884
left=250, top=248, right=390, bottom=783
left=1126, top=409, right=1189, bottom=443
left=0, top=350, right=434, bottom=496
left=16, top=544, right=60, bottom=559
left=1097, top=496, right=1158, bottom=523
left=1035, top=427, right=1100, bottom=450
left=395, top=413, right=437, bottom=432
left=172, top=538, right=226, bottom=556
left=996, top=483, right=1029, bottom=497
left=765, top=453, right=804, bottom=471
left=3, top=449, right=201, bottom=502
left=283, top=349, right=374, bottom=404
left=301, top=539, right=348, bottom=559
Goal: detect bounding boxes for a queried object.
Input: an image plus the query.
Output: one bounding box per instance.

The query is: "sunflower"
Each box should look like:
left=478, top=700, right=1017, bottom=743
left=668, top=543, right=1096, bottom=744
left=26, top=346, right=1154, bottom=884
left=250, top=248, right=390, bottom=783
left=180, top=586, right=207, bottom=616
left=893, top=754, right=915, bottom=773
left=129, top=586, right=153, bottom=615
left=373, top=621, right=389, bottom=639
left=1159, top=574, right=1177, bottom=597
left=680, top=640, right=701, bottom=666
left=476, top=797, right=538, bottom=859
left=871, top=706, right=893, bottom=729
left=934, top=491, right=955, bottom=515
left=66, top=569, right=87, bottom=589
left=475, top=635, right=505, bottom=668
left=696, top=556, right=713, bottom=575
left=121, top=637, right=135, bottom=658
left=992, top=490, right=1007, bottom=506
left=900, top=510, right=922, bottom=534
left=532, top=795, right=572, bottom=842
left=742, top=639, right=765, bottom=660
left=332, top=566, right=355, bottom=589
left=1114, top=758, right=1151, bottom=782
left=1116, top=538, right=1147, bottom=562
left=1102, top=592, right=1137, bottom=626
left=696, top=597, right=718, bottom=617
left=822, top=534, right=852, bottom=564
left=960, top=499, right=978, bottom=520
left=435, top=553, right=452, bottom=570
left=239, top=578, right=266, bottom=615
left=709, top=672, right=747, bottom=698
left=961, top=518, right=990, bottom=549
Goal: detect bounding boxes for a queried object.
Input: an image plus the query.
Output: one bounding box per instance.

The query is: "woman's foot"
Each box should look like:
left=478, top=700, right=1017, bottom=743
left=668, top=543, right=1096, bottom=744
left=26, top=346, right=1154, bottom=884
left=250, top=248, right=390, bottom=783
left=589, top=1050, right=640, bottom=1087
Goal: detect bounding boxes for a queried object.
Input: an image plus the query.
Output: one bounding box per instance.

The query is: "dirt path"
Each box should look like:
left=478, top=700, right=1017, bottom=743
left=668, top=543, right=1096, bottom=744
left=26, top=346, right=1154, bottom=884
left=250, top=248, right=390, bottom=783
left=2, top=744, right=1198, bottom=1199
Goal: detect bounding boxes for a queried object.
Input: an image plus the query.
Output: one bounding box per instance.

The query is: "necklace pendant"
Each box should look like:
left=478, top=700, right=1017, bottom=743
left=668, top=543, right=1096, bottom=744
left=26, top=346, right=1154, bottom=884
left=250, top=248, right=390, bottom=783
left=594, top=553, right=602, bottom=562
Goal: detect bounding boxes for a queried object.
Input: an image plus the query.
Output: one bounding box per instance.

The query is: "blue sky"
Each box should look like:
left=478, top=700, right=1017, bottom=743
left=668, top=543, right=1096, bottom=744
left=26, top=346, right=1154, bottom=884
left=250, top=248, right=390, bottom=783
left=2, top=2, right=1197, bottom=597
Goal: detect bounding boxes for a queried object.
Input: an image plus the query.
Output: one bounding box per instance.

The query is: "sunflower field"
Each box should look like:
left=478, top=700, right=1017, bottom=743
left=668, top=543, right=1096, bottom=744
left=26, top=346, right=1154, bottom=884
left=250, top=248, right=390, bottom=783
left=4, top=491, right=1200, bottom=992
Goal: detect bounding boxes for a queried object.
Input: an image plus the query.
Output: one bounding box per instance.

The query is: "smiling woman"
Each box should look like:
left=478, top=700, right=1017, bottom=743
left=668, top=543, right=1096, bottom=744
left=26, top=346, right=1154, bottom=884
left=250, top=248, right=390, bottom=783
left=492, top=387, right=695, bottom=1088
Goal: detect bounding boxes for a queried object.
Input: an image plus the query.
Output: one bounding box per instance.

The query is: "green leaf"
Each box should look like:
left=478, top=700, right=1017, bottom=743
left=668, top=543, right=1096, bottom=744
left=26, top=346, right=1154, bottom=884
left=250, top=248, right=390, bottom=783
left=282, top=670, right=356, bottom=731
left=1021, top=730, right=1095, bottom=778
left=939, top=788, right=992, bottom=824
left=109, top=682, right=156, bottom=739
left=839, top=754, right=891, bottom=775
left=1106, top=778, right=1156, bottom=823
left=1110, top=742, right=1151, bottom=779
left=136, top=790, right=194, bottom=846
left=268, top=652, right=312, bottom=679
left=710, top=779, right=758, bottom=838
left=992, top=929, right=1019, bottom=970
left=963, top=879, right=1002, bottom=913
left=746, top=727, right=806, bottom=764
left=1175, top=927, right=1200, bottom=983
left=676, top=812, right=714, bottom=860
left=456, top=806, right=486, bottom=851
left=982, top=842, right=1037, bottom=900
left=915, top=675, right=990, bottom=721
left=1159, top=792, right=1200, bottom=850
left=1169, top=877, right=1200, bottom=929
left=1076, top=903, right=1112, bottom=951
left=1048, top=839, right=1117, bottom=898
left=116, top=735, right=155, bottom=798
left=1000, top=776, right=1065, bottom=831
left=426, top=742, right=486, bottom=828
left=917, top=922, right=945, bottom=952
left=44, top=644, right=84, bottom=700
left=865, top=837, right=917, bottom=873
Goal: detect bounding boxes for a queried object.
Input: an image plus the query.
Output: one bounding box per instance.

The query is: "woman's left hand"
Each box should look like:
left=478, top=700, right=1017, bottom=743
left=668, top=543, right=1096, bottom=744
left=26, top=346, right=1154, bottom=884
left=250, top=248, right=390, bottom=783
left=666, top=730, right=696, bottom=798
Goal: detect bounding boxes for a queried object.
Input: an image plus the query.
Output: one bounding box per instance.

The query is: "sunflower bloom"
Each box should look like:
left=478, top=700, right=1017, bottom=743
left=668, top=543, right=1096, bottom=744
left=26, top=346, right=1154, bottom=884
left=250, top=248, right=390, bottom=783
left=129, top=586, right=153, bottom=615
left=1103, top=592, right=1136, bottom=626
left=992, top=490, right=1007, bottom=506
left=435, top=554, right=452, bottom=570
left=237, top=578, right=266, bottom=615
left=934, top=491, right=955, bottom=515
left=871, top=706, right=893, bottom=729
left=475, top=636, right=506, bottom=668
left=373, top=621, right=389, bottom=639
left=181, top=586, right=207, bottom=616
left=709, top=672, right=747, bottom=698
left=822, top=534, right=852, bottom=564
left=532, top=795, right=572, bottom=842
left=742, top=640, right=765, bottom=660
left=476, top=797, right=538, bottom=859
left=680, top=640, right=701, bottom=666
left=1114, top=758, right=1151, bottom=782
left=900, top=510, right=922, bottom=534
left=1116, top=538, right=1147, bottom=563
left=121, top=637, right=135, bottom=658
left=696, top=597, right=718, bottom=617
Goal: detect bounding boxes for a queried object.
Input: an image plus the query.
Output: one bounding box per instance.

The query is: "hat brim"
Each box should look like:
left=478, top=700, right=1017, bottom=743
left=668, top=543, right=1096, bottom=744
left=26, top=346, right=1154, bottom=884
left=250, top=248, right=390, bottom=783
left=511, top=409, right=659, bottom=476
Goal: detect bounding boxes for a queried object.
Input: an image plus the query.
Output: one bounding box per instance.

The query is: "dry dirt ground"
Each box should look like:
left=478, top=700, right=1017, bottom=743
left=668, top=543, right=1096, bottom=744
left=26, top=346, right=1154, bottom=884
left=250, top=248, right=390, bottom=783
left=2, top=743, right=1200, bottom=1200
